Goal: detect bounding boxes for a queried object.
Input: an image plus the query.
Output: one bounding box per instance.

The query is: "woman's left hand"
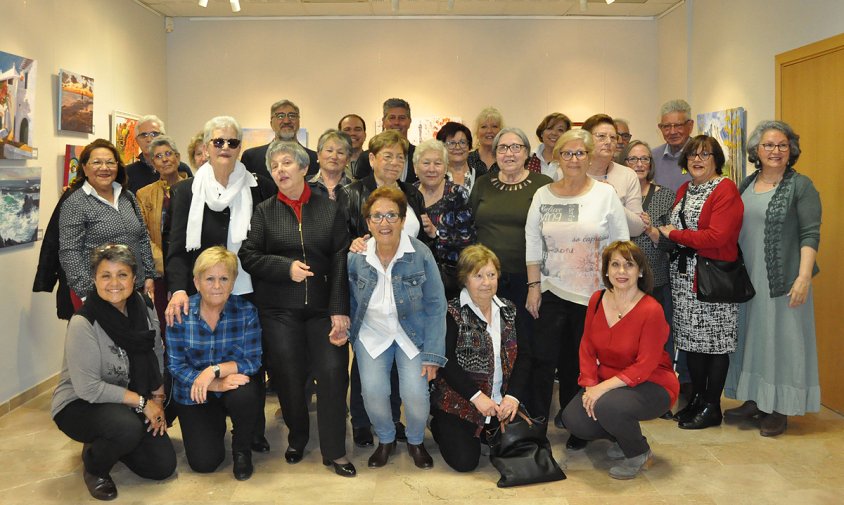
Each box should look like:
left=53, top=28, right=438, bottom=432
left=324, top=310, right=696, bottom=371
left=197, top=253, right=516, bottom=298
left=421, top=364, right=439, bottom=382
left=421, top=214, right=437, bottom=239
left=144, top=279, right=155, bottom=303
left=328, top=315, right=350, bottom=346
left=497, top=396, right=520, bottom=422
left=349, top=235, right=369, bottom=254
left=657, top=224, right=677, bottom=238
left=143, top=399, right=167, bottom=436
left=788, top=275, right=811, bottom=307
left=582, top=385, right=608, bottom=420
left=190, top=367, right=216, bottom=404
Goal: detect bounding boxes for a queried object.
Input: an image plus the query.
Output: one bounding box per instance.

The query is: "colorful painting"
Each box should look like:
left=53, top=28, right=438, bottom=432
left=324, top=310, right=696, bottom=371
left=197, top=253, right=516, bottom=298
left=111, top=110, right=140, bottom=165
left=374, top=116, right=461, bottom=145
left=697, top=107, right=747, bottom=184
left=58, top=69, right=93, bottom=133
left=0, top=50, right=38, bottom=160
left=0, top=166, right=41, bottom=248
left=64, top=144, right=85, bottom=188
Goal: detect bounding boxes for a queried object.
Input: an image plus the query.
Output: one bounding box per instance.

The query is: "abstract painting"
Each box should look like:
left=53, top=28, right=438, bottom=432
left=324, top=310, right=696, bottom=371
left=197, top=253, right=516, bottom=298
left=697, top=107, right=747, bottom=184
left=58, top=69, right=93, bottom=133
left=0, top=165, right=41, bottom=248
left=64, top=144, right=85, bottom=188
left=0, top=50, right=38, bottom=159
left=111, top=110, right=140, bottom=165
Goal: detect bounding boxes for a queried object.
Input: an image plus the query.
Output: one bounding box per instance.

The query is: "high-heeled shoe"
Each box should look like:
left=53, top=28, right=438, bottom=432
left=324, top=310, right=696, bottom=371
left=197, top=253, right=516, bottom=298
left=673, top=393, right=703, bottom=423
left=678, top=402, right=722, bottom=430
left=323, top=457, right=357, bottom=477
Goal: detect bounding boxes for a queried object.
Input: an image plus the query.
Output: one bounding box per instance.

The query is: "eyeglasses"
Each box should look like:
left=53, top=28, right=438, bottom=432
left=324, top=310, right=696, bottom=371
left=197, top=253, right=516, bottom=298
left=88, top=159, right=118, bottom=169
left=760, top=143, right=789, bottom=152
left=137, top=131, right=161, bottom=139
left=496, top=143, right=526, bottom=154
left=378, top=153, right=406, bottom=164
left=686, top=151, right=713, bottom=161
left=272, top=112, right=300, bottom=121
left=618, top=133, right=632, bottom=141
left=153, top=150, right=176, bottom=161
left=445, top=140, right=468, bottom=150
left=625, top=156, right=652, bottom=165
left=368, top=212, right=402, bottom=223
left=658, top=121, right=691, bottom=132
left=593, top=133, right=619, bottom=143
left=210, top=138, right=242, bottom=149
left=559, top=150, right=588, bottom=161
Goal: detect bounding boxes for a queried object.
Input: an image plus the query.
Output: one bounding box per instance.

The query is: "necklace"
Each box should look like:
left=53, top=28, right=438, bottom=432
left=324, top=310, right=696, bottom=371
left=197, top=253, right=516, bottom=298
left=612, top=291, right=640, bottom=320
left=759, top=175, right=782, bottom=186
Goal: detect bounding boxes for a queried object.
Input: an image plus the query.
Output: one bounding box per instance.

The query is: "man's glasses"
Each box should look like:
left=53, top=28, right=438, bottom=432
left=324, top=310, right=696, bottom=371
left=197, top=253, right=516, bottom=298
left=658, top=121, right=691, bottom=132
left=137, top=131, right=161, bottom=139
left=272, top=112, right=300, bottom=121
left=210, top=138, right=242, bottom=149
left=368, top=212, right=402, bottom=223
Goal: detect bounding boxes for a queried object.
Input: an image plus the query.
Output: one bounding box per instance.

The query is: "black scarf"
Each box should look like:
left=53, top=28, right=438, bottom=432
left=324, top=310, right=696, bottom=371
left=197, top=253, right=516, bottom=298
left=77, top=291, right=162, bottom=396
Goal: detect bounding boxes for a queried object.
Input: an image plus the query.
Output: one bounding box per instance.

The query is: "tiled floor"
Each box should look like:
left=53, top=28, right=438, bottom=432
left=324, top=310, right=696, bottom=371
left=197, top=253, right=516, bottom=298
left=1, top=392, right=842, bottom=504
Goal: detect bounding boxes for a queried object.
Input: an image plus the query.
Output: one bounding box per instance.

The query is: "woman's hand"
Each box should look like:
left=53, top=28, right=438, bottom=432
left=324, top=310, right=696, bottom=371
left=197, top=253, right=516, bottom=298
left=640, top=212, right=652, bottom=228
left=788, top=275, right=811, bottom=308
left=582, top=385, right=609, bottom=420
left=526, top=286, right=542, bottom=319
left=657, top=224, right=677, bottom=238
left=497, top=396, right=520, bottom=422
left=190, top=366, right=216, bottom=404
left=213, top=373, right=250, bottom=392
left=349, top=235, right=369, bottom=254
left=421, top=214, right=438, bottom=239
left=165, top=291, right=190, bottom=326
left=290, top=260, right=314, bottom=283
left=328, top=315, right=350, bottom=346
left=144, top=279, right=155, bottom=303
left=471, top=393, right=498, bottom=418
left=646, top=226, right=661, bottom=244
left=143, top=399, right=167, bottom=436
left=421, top=364, right=439, bottom=382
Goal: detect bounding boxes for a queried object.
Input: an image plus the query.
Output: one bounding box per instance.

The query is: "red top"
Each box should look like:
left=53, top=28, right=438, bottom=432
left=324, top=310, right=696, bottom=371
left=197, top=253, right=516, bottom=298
left=578, top=291, right=679, bottom=407
left=277, top=183, right=312, bottom=222
left=668, top=178, right=743, bottom=262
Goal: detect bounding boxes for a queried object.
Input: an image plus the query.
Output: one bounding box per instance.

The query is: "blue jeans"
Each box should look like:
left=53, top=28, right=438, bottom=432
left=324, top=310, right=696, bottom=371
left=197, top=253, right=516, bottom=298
left=354, top=340, right=430, bottom=445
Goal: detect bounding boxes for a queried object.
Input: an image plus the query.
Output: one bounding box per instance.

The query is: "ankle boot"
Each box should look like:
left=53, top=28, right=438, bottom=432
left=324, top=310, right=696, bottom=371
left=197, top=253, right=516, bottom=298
left=724, top=400, right=761, bottom=421
left=678, top=402, right=722, bottom=430
left=673, top=393, right=703, bottom=423
left=609, top=450, right=653, bottom=480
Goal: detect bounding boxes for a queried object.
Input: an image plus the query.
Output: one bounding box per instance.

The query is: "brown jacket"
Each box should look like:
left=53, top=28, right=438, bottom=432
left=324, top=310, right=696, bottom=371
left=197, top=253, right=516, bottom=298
left=136, top=174, right=189, bottom=275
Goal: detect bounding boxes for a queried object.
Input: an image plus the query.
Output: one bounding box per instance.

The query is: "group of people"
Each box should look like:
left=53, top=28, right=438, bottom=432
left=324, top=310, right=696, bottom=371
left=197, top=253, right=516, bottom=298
left=37, top=96, right=822, bottom=500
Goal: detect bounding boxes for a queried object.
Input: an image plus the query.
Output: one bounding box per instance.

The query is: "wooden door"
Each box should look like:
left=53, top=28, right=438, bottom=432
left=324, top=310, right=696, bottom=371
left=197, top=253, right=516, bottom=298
left=777, top=33, right=844, bottom=414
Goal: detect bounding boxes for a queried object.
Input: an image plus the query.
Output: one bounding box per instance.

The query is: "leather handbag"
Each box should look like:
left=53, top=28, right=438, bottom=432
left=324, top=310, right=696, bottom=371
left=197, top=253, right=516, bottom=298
left=696, top=247, right=755, bottom=303
left=486, top=408, right=566, bottom=488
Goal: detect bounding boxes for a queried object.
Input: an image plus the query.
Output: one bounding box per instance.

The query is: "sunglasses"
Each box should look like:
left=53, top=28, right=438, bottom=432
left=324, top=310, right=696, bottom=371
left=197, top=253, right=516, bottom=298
left=210, top=138, right=242, bottom=149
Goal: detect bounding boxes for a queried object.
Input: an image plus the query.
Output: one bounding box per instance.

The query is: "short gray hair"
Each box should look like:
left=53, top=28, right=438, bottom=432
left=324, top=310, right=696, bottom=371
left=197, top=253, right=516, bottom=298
left=659, top=99, right=691, bottom=119
left=413, top=139, right=448, bottom=167
left=266, top=140, right=310, bottom=171
left=382, top=98, right=411, bottom=119
left=270, top=99, right=300, bottom=115
left=747, top=120, right=801, bottom=168
left=614, top=118, right=630, bottom=128
left=492, top=127, right=530, bottom=154
left=203, top=116, right=242, bottom=144
left=135, top=115, right=165, bottom=135
left=317, top=129, right=352, bottom=154
left=620, top=140, right=654, bottom=181
left=148, top=135, right=179, bottom=158
left=90, top=243, right=138, bottom=277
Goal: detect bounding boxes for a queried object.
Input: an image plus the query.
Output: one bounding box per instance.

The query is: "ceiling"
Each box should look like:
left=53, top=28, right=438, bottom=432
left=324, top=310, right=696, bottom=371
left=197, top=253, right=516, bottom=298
left=137, top=0, right=684, bottom=18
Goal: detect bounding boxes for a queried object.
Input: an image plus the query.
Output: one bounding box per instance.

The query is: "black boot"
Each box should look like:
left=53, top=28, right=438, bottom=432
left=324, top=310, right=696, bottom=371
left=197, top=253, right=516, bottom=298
left=678, top=402, right=722, bottom=430
left=673, top=393, right=703, bottom=423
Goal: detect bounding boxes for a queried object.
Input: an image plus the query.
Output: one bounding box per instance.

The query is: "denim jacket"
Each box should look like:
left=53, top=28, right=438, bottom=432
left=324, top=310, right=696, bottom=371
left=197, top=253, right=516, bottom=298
left=347, top=236, right=448, bottom=367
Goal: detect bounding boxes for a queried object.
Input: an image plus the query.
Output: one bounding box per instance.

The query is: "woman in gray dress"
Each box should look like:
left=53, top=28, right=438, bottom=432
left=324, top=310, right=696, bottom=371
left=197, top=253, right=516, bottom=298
left=724, top=121, right=821, bottom=437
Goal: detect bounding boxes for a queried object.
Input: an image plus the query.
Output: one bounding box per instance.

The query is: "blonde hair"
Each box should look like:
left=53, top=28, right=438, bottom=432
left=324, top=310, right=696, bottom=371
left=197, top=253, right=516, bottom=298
left=193, top=246, right=238, bottom=280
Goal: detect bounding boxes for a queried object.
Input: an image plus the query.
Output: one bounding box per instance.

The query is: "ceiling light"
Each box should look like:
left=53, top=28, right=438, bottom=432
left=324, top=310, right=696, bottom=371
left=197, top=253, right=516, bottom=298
left=230, top=0, right=241, bottom=12
left=198, top=0, right=208, bottom=7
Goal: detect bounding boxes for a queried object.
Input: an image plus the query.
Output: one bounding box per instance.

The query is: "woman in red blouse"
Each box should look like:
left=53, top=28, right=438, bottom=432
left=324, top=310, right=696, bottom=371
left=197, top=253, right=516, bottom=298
left=561, top=241, right=678, bottom=480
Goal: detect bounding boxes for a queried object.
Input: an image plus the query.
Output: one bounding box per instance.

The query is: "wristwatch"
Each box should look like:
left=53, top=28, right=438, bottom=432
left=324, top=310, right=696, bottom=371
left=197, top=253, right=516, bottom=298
left=135, top=395, right=147, bottom=413
left=213, top=364, right=221, bottom=379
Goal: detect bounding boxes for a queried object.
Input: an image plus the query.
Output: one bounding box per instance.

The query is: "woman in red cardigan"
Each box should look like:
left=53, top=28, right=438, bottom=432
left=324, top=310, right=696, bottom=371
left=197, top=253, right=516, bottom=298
left=657, top=135, right=743, bottom=430
left=561, top=241, right=678, bottom=480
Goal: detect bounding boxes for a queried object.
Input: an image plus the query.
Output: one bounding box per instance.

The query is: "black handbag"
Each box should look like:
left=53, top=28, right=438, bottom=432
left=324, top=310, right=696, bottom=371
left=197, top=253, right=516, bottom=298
left=486, top=408, right=566, bottom=488
left=696, top=247, right=755, bottom=303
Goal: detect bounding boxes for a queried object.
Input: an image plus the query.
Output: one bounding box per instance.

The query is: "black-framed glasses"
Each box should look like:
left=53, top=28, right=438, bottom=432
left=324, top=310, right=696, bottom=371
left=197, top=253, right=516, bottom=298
left=445, top=140, right=468, bottom=150
left=625, top=156, right=652, bottom=165
left=153, top=150, right=176, bottom=161
left=137, top=131, right=161, bottom=139
left=559, top=150, right=588, bottom=161
left=686, top=151, right=713, bottom=161
left=210, top=138, right=242, bottom=149
left=272, top=112, right=300, bottom=121
left=496, top=143, right=526, bottom=154
left=368, top=212, right=402, bottom=223
left=760, top=143, right=789, bottom=152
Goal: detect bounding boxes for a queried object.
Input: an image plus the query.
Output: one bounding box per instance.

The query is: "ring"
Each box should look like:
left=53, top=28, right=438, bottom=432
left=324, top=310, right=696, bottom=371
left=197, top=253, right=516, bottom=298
left=156, top=416, right=162, bottom=422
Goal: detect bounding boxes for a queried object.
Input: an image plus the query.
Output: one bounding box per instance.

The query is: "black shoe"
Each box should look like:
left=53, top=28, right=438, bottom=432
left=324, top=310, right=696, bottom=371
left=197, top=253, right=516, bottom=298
left=284, top=447, right=304, bottom=464
left=353, top=426, right=374, bottom=447
left=554, top=409, right=565, bottom=429
left=407, top=443, right=434, bottom=469
left=394, top=421, right=407, bottom=443
left=724, top=400, right=761, bottom=422
left=566, top=434, right=588, bottom=450
left=232, top=451, right=253, bottom=481
left=323, top=457, right=357, bottom=477
left=251, top=434, right=270, bottom=453
left=678, top=403, right=723, bottom=430
left=83, top=470, right=118, bottom=501
left=673, top=393, right=704, bottom=423
left=659, top=409, right=674, bottom=420
left=367, top=442, right=396, bottom=468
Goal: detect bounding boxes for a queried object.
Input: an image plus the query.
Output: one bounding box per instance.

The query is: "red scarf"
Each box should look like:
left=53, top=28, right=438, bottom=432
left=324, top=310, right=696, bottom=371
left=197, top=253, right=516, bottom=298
left=277, top=183, right=311, bottom=222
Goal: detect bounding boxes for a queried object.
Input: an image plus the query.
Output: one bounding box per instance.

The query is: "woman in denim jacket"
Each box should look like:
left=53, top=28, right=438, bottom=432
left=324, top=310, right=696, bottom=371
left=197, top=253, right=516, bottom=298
left=348, top=186, right=447, bottom=471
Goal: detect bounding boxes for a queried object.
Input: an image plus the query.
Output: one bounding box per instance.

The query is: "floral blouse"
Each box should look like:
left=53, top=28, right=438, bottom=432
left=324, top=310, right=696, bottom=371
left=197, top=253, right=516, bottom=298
left=415, top=180, right=477, bottom=265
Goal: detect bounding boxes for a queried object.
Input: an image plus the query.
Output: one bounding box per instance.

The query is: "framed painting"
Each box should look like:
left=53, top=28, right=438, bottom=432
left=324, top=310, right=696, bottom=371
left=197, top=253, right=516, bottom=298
left=58, top=69, right=93, bottom=133
left=0, top=166, right=41, bottom=248
left=374, top=116, right=461, bottom=145
left=241, top=128, right=275, bottom=153
left=63, top=144, right=85, bottom=188
left=111, top=110, right=140, bottom=164
left=0, top=50, right=38, bottom=159
left=697, top=107, right=747, bottom=184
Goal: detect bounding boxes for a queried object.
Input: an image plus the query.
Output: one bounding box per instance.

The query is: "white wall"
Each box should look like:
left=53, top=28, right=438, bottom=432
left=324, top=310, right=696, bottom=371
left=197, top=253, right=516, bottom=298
left=0, top=0, right=168, bottom=404
left=165, top=17, right=663, bottom=150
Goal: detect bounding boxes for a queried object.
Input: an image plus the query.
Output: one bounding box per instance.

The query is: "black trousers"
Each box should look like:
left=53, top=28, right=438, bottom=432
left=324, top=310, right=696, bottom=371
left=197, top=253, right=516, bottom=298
left=260, top=307, right=349, bottom=459
left=528, top=292, right=587, bottom=421
left=430, top=408, right=486, bottom=472
left=174, top=378, right=262, bottom=473
left=349, top=356, right=401, bottom=429
left=54, top=400, right=176, bottom=480
left=561, top=382, right=670, bottom=458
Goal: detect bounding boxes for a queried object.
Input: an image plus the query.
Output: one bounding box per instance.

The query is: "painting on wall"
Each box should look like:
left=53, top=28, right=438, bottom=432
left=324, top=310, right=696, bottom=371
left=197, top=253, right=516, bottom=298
left=63, top=144, right=85, bottom=188
left=111, top=110, right=140, bottom=165
left=58, top=69, right=93, bottom=133
left=0, top=165, right=41, bottom=248
left=0, top=50, right=38, bottom=160
left=374, top=116, right=460, bottom=145
left=697, top=107, right=747, bottom=184
left=241, top=128, right=275, bottom=154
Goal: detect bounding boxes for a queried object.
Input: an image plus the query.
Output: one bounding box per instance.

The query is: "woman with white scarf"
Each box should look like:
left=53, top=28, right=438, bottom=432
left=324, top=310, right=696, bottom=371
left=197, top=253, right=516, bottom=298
left=165, top=116, right=276, bottom=450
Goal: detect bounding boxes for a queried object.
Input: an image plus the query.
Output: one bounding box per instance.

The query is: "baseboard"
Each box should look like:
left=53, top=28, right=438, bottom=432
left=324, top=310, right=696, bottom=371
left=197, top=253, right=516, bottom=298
left=0, top=374, right=60, bottom=418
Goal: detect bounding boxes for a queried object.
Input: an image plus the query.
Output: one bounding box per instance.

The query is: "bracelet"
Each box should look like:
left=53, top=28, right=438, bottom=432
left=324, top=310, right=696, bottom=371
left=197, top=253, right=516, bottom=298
left=526, top=281, right=541, bottom=288
left=135, top=395, right=147, bottom=414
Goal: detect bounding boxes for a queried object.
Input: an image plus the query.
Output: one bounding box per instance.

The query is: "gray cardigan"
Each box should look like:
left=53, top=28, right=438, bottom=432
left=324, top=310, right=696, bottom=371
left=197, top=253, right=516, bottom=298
left=51, top=306, right=163, bottom=419
left=739, top=168, right=821, bottom=297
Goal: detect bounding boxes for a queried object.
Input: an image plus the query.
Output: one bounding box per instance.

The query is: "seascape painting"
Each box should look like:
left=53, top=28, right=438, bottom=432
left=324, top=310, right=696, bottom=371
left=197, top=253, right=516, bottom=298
left=0, top=50, right=38, bottom=160
left=64, top=144, right=85, bottom=188
left=0, top=166, right=41, bottom=248
left=697, top=107, right=747, bottom=184
left=58, top=69, right=93, bottom=133
left=111, top=110, right=140, bottom=165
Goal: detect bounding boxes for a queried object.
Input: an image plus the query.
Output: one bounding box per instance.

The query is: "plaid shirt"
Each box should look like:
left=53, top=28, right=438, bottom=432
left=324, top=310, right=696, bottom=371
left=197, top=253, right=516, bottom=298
left=166, top=294, right=262, bottom=405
